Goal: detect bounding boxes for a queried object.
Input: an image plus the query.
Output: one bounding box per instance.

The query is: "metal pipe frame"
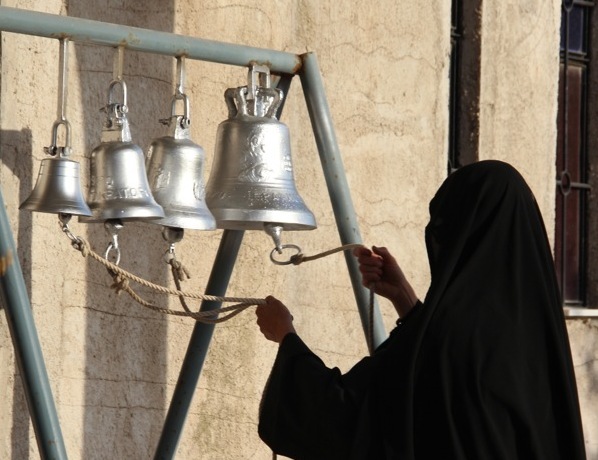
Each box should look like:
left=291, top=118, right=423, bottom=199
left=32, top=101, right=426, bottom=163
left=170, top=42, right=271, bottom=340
left=0, top=6, right=385, bottom=458
left=0, top=189, right=68, bottom=460
left=154, top=230, right=245, bottom=459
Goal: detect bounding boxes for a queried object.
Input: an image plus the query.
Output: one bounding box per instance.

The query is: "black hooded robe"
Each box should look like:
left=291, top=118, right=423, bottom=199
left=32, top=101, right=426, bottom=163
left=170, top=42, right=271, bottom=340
left=258, top=161, right=586, bottom=460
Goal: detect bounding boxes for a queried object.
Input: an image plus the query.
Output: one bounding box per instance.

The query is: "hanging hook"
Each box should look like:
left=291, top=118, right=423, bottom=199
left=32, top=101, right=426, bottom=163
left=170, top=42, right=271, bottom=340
left=105, top=46, right=128, bottom=115
left=57, top=38, right=68, bottom=123
left=44, top=38, right=72, bottom=158
left=247, top=63, right=271, bottom=101
left=175, top=55, right=186, bottom=97
left=103, top=219, right=123, bottom=266
left=160, top=56, right=191, bottom=131
left=113, top=45, right=125, bottom=82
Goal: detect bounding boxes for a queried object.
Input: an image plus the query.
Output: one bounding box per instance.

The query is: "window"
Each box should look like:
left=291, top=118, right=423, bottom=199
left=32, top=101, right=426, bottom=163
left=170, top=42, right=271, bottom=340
left=556, top=0, right=594, bottom=309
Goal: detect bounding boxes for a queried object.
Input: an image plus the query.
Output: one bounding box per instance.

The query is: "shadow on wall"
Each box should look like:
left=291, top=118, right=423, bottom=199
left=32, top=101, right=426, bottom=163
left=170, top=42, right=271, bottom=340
left=0, top=128, right=33, bottom=460
left=67, top=2, right=175, bottom=458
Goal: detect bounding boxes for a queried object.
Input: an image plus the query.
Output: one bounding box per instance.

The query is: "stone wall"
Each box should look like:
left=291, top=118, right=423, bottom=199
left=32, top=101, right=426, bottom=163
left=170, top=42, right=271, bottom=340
left=0, top=0, right=596, bottom=458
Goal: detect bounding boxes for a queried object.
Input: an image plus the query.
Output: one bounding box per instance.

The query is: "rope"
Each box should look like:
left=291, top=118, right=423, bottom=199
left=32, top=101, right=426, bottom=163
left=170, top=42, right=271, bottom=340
left=166, top=253, right=194, bottom=314
left=68, top=236, right=265, bottom=323
left=64, top=224, right=376, bottom=460
left=66, top=231, right=372, bottom=327
left=289, top=243, right=363, bottom=265
left=286, top=243, right=376, bottom=353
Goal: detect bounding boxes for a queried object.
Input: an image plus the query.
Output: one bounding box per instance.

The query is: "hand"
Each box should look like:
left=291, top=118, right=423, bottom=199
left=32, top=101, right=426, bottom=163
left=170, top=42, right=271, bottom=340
left=256, top=296, right=296, bottom=343
left=353, top=245, right=419, bottom=317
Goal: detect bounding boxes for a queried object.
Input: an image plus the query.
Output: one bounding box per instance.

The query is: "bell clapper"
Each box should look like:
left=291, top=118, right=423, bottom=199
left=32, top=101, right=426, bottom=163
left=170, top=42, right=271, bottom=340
left=264, top=223, right=304, bottom=265
left=162, top=226, right=185, bottom=264
left=264, top=223, right=284, bottom=254
left=103, top=219, right=123, bottom=266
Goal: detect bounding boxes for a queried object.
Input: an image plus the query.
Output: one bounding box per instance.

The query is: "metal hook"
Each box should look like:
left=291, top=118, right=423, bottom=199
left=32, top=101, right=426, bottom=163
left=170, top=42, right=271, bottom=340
left=269, top=244, right=303, bottom=266
left=44, top=38, right=73, bottom=158
left=113, top=45, right=125, bottom=82
left=57, top=38, right=69, bottom=123
left=247, top=63, right=271, bottom=101
left=168, top=93, right=191, bottom=121
left=107, top=79, right=128, bottom=112
left=103, top=219, right=123, bottom=266
left=44, top=119, right=72, bottom=157
left=175, top=55, right=186, bottom=97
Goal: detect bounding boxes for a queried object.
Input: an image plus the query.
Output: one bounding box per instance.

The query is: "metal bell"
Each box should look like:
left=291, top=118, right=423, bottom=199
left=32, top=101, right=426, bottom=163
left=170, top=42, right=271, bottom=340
left=146, top=93, right=215, bottom=230
left=20, top=120, right=92, bottom=216
left=205, top=73, right=316, bottom=234
left=81, top=80, right=164, bottom=223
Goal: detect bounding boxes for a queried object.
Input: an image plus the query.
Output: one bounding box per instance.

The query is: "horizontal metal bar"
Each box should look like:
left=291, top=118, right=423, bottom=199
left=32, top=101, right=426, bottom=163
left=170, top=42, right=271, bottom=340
left=0, top=6, right=302, bottom=74
left=556, top=180, right=592, bottom=190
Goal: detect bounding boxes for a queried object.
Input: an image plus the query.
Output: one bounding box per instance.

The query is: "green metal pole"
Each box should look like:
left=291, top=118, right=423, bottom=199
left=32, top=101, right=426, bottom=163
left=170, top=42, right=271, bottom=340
left=0, top=189, right=68, bottom=460
left=299, top=52, right=387, bottom=349
left=154, top=229, right=244, bottom=459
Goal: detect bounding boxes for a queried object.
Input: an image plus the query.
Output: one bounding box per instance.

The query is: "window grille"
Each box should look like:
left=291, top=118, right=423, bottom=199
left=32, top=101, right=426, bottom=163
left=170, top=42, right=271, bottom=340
left=556, top=0, right=594, bottom=306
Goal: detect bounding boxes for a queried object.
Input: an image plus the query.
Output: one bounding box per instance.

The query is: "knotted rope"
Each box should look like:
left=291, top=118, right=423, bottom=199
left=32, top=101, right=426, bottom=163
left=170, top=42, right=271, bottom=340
left=69, top=235, right=264, bottom=323
left=62, top=221, right=371, bottom=327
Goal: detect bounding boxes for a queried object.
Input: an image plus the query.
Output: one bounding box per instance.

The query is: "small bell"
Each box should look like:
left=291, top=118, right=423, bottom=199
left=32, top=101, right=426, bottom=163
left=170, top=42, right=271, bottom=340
left=80, top=79, right=164, bottom=223
left=20, top=121, right=92, bottom=217
left=205, top=65, right=316, bottom=245
left=21, top=38, right=91, bottom=217
left=146, top=93, right=215, bottom=231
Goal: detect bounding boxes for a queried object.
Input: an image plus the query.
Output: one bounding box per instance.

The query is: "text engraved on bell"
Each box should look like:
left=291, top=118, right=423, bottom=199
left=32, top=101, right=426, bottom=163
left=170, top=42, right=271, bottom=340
left=102, top=177, right=150, bottom=200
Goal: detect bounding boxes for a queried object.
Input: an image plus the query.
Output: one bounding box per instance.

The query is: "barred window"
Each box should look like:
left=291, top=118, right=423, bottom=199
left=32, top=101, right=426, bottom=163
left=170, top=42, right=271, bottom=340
left=556, top=0, right=594, bottom=309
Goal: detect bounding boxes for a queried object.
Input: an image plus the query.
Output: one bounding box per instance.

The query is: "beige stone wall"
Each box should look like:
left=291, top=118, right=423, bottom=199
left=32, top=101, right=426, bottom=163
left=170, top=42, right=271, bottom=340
left=479, top=2, right=598, bottom=457
left=479, top=0, right=561, bottom=229
left=0, top=0, right=596, bottom=459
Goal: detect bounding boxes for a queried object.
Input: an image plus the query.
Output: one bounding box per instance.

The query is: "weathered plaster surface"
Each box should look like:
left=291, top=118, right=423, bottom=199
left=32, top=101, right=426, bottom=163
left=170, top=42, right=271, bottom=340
left=0, top=0, right=595, bottom=459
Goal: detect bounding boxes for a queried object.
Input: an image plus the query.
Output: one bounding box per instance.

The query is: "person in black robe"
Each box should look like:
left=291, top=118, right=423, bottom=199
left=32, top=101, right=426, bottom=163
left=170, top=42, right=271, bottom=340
left=255, top=160, right=586, bottom=459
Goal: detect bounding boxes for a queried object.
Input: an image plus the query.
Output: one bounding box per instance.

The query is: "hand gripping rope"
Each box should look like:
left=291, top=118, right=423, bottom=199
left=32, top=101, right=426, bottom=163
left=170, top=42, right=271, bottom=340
left=60, top=217, right=374, bottom=340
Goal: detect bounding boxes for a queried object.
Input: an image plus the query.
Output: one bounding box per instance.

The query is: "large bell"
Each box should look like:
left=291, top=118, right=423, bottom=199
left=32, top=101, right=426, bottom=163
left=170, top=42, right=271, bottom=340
left=146, top=94, right=215, bottom=230
left=20, top=120, right=92, bottom=217
left=81, top=80, right=164, bottom=223
left=205, top=81, right=316, bottom=233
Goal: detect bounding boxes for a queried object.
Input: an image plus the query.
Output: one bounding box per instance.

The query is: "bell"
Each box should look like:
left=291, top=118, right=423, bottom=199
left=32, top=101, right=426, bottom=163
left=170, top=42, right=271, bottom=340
left=145, top=94, right=216, bottom=230
left=80, top=80, right=164, bottom=223
left=205, top=82, right=316, bottom=233
left=20, top=157, right=92, bottom=216
left=20, top=120, right=92, bottom=217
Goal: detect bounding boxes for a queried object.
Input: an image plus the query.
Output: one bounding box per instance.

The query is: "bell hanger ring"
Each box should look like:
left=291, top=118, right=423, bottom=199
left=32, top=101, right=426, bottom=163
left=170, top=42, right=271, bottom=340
left=106, top=78, right=129, bottom=115
left=44, top=119, right=72, bottom=158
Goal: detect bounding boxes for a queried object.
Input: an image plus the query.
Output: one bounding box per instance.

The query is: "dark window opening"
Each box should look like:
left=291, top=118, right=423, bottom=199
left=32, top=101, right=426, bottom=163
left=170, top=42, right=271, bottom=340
left=556, top=0, right=594, bottom=306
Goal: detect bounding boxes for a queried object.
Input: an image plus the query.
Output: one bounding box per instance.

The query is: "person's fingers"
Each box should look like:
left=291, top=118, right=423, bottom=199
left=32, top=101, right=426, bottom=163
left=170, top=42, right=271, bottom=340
left=359, top=263, right=383, bottom=274
left=356, top=254, right=383, bottom=268
left=372, top=246, right=396, bottom=263
left=352, top=245, right=371, bottom=257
